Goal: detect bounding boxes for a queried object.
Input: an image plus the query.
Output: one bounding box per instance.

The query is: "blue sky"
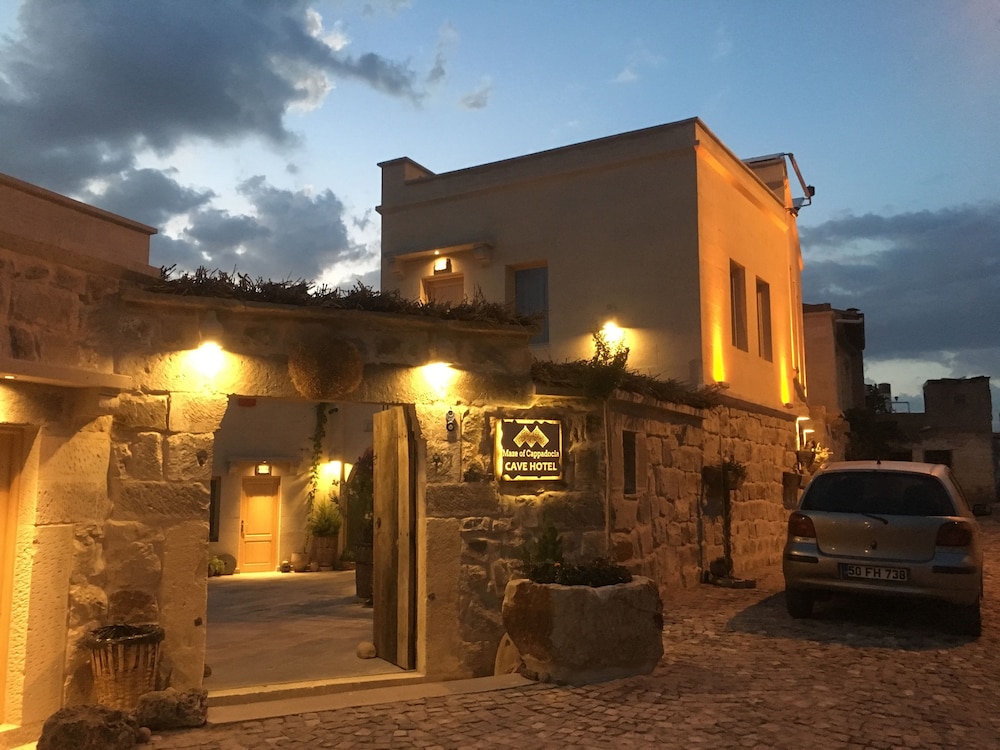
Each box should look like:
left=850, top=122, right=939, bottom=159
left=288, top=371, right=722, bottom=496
left=1, top=0, right=998, bottom=422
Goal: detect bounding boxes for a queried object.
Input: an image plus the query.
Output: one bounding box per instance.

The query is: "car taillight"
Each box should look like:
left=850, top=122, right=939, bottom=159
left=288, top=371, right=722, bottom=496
left=787, top=512, right=816, bottom=539
left=936, top=521, right=973, bottom=547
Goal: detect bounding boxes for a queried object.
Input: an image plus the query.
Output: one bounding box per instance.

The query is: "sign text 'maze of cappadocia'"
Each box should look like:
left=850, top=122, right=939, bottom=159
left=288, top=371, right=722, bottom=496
left=494, top=418, right=563, bottom=481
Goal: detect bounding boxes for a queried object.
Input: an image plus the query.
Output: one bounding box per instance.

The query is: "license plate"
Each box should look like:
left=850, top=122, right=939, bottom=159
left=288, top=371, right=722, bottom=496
left=841, top=564, right=909, bottom=582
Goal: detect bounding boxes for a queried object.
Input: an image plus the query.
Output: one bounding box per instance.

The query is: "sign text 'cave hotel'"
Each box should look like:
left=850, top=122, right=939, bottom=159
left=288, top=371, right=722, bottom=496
left=495, top=418, right=563, bottom=481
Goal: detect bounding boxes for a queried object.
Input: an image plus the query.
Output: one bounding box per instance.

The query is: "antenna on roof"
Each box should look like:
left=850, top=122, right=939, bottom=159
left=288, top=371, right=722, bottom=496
left=785, top=152, right=815, bottom=216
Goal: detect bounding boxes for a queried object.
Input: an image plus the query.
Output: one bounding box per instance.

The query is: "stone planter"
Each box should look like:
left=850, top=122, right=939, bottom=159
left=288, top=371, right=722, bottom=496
left=310, top=536, right=338, bottom=569
left=501, top=576, right=663, bottom=685
left=290, top=552, right=308, bottom=573
left=355, top=542, right=373, bottom=600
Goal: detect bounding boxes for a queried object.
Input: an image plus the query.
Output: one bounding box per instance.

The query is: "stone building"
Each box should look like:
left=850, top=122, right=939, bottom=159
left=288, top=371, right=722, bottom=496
left=378, top=118, right=812, bottom=416
left=885, top=376, right=997, bottom=505
left=1, top=168, right=800, bottom=745
left=801, top=303, right=867, bottom=461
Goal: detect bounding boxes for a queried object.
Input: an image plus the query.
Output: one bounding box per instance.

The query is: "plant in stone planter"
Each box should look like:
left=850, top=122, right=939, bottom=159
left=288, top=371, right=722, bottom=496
left=306, top=495, right=343, bottom=569
left=501, top=524, right=662, bottom=685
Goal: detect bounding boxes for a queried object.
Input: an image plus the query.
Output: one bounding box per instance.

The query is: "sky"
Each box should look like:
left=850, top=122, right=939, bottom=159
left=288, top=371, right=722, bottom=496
left=1, top=0, right=998, bottom=423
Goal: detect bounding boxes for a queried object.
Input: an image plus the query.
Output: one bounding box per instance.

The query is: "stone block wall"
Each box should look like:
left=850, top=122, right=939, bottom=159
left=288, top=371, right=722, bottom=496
left=606, top=393, right=798, bottom=592
left=421, top=397, right=608, bottom=678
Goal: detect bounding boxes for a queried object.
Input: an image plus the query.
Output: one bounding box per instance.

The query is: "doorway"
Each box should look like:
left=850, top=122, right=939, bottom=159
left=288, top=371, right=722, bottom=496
left=205, top=399, right=418, bottom=691
left=239, top=476, right=280, bottom=574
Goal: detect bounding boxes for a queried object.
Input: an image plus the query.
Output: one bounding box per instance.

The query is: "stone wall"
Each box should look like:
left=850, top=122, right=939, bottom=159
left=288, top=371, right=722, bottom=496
left=606, top=393, right=797, bottom=592
left=427, top=390, right=798, bottom=677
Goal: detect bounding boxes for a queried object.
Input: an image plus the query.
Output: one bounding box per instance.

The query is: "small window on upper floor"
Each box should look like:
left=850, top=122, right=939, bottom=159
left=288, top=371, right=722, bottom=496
left=512, top=265, right=549, bottom=344
left=423, top=274, right=465, bottom=306
left=756, top=277, right=773, bottom=362
left=730, top=261, right=748, bottom=351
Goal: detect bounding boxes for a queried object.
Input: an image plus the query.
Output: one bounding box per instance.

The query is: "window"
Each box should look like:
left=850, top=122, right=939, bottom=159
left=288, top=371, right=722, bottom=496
left=423, top=274, right=464, bottom=305
left=729, top=261, right=748, bottom=351
left=513, top=265, right=549, bottom=344
left=756, top=278, right=773, bottom=362
left=623, top=431, right=637, bottom=495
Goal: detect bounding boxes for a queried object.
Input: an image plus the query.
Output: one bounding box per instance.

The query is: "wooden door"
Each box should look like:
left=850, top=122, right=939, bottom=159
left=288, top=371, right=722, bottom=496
left=0, top=430, right=22, bottom=722
left=239, top=476, right=280, bottom=573
left=372, top=406, right=416, bottom=669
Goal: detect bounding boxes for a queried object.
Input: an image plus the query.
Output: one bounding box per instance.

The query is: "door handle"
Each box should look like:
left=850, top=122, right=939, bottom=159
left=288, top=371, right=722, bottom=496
left=241, top=520, right=244, bottom=537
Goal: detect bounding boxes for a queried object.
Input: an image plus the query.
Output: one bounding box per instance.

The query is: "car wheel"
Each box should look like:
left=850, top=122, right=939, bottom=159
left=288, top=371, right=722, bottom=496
left=953, top=599, right=981, bottom=637
left=785, top=589, right=814, bottom=619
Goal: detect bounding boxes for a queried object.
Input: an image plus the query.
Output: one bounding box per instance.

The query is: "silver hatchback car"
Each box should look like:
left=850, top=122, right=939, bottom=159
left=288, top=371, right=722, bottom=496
left=783, top=460, right=986, bottom=635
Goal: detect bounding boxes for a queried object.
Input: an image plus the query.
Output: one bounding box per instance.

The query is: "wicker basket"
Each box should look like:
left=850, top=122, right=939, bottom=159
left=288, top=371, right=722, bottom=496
left=85, top=624, right=164, bottom=710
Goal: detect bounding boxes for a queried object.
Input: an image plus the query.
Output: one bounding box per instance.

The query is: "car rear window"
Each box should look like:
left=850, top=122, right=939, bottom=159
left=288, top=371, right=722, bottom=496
left=800, top=471, right=956, bottom=516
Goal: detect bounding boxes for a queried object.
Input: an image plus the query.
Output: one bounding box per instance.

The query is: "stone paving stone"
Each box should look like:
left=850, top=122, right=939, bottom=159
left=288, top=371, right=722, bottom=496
left=148, top=517, right=1000, bottom=749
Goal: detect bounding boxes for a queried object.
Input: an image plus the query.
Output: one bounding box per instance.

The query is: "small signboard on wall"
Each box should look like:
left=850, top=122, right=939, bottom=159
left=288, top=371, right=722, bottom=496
left=494, top=418, right=563, bottom=481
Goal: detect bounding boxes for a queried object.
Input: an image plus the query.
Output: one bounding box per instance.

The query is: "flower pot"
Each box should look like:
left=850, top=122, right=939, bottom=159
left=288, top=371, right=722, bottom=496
left=310, top=536, right=338, bottom=569
left=290, top=552, right=308, bottom=573
left=355, top=542, right=373, bottom=600
left=501, top=577, right=663, bottom=685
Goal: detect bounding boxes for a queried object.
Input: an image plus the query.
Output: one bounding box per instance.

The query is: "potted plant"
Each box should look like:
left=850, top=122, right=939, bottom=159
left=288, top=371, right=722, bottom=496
left=722, top=456, right=747, bottom=488
left=306, top=495, right=342, bottom=569
left=501, top=524, right=663, bottom=685
left=345, top=448, right=374, bottom=602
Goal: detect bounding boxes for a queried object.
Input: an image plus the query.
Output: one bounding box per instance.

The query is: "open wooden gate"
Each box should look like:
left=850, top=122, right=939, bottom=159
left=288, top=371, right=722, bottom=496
left=372, top=406, right=417, bottom=669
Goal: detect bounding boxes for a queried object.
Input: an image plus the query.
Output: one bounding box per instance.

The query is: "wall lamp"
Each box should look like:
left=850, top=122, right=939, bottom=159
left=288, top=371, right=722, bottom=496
left=191, top=310, right=225, bottom=377
left=433, top=257, right=452, bottom=274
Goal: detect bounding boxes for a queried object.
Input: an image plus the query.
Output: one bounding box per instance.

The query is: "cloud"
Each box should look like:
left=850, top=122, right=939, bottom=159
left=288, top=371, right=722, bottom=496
left=82, top=169, right=215, bottom=229
left=614, top=42, right=663, bottom=84
left=460, top=77, right=493, bottom=110
left=713, top=25, right=733, bottom=60
left=426, top=22, right=458, bottom=87
left=0, top=0, right=435, bottom=287
left=0, top=0, right=425, bottom=195
left=155, top=176, right=368, bottom=283
left=801, top=203, right=1000, bottom=366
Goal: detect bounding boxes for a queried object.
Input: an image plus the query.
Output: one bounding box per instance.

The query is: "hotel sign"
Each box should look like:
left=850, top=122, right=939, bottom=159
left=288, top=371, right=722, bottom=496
left=495, top=418, right=563, bottom=481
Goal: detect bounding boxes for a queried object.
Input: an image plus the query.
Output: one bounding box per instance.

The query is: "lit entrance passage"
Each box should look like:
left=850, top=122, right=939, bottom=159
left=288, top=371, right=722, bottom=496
left=0, top=429, right=21, bottom=722
left=239, top=477, right=280, bottom=573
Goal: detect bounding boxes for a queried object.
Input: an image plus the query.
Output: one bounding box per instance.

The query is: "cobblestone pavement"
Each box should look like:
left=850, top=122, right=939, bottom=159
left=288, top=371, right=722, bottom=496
left=149, top=517, right=1000, bottom=749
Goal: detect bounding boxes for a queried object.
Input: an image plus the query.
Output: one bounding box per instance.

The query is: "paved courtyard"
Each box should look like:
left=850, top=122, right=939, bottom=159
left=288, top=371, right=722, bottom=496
left=149, top=517, right=1000, bottom=749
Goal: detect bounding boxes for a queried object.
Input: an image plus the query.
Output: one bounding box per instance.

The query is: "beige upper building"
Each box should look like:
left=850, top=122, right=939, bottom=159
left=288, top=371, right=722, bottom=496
left=379, top=118, right=810, bottom=413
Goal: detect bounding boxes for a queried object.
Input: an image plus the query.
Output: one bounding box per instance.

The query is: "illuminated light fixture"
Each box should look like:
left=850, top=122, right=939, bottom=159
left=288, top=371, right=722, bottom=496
left=2, top=374, right=14, bottom=380
left=200, top=310, right=224, bottom=346
left=320, top=460, right=343, bottom=485
left=255, top=462, right=272, bottom=476
left=421, top=361, right=456, bottom=399
left=433, top=257, right=452, bottom=274
left=600, top=320, right=625, bottom=348
left=192, top=310, right=225, bottom=377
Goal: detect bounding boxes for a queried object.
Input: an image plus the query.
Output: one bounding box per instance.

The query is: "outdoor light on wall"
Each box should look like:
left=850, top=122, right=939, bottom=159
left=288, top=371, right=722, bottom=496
left=420, top=362, right=456, bottom=399
left=795, top=417, right=813, bottom=450
left=600, top=320, right=625, bottom=349
left=191, top=310, right=225, bottom=377
left=320, top=460, right=343, bottom=485
left=433, top=257, right=452, bottom=274
left=199, top=310, right=224, bottom=347
left=255, top=461, right=272, bottom=476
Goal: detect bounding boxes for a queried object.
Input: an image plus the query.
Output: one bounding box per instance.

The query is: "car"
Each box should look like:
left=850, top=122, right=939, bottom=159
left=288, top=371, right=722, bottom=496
left=782, top=460, right=987, bottom=636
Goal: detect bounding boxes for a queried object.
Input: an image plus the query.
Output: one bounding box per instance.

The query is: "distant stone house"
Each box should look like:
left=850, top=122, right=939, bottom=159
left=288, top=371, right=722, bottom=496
left=882, top=377, right=997, bottom=505
left=0, top=170, right=803, bottom=743
left=801, top=303, right=867, bottom=461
